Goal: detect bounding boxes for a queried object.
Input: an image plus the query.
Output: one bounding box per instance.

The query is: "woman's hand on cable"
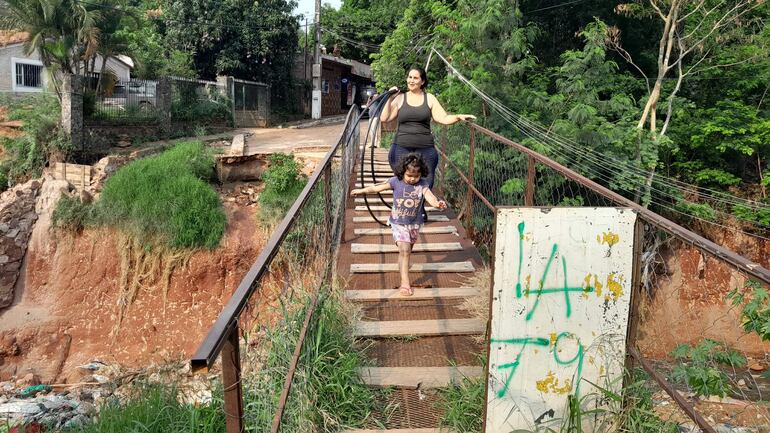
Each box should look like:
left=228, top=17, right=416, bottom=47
left=457, top=114, right=476, bottom=122
left=389, top=86, right=401, bottom=94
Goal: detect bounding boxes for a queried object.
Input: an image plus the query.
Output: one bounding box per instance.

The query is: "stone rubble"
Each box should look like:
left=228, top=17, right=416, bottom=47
left=0, top=360, right=218, bottom=431
left=0, top=179, right=42, bottom=309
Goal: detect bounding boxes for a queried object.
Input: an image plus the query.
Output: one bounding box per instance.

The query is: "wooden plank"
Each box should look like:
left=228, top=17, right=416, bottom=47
left=341, top=430, right=452, bottom=433
left=353, top=318, right=485, bottom=337
left=358, top=366, right=482, bottom=389
left=353, top=215, right=449, bottom=223
left=345, top=287, right=479, bottom=301
left=354, top=226, right=457, bottom=236
left=351, top=242, right=463, bottom=253
left=355, top=190, right=393, bottom=195
left=350, top=261, right=475, bottom=273
left=355, top=197, right=393, bottom=204
left=355, top=205, right=437, bottom=212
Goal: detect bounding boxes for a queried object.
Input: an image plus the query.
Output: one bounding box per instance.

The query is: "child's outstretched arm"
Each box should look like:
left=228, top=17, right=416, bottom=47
left=351, top=182, right=392, bottom=196
left=424, top=189, right=448, bottom=209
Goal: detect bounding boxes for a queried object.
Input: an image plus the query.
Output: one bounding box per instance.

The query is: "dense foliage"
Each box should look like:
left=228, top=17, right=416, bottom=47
left=371, top=0, right=770, bottom=231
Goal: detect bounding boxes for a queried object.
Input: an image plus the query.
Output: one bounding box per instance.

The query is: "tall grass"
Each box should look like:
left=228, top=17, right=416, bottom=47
left=243, top=289, right=375, bottom=432
left=258, top=153, right=308, bottom=223
left=64, top=385, right=225, bottom=433
left=93, top=141, right=226, bottom=249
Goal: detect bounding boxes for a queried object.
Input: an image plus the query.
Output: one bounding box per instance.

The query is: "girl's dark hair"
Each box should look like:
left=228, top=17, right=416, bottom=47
left=394, top=152, right=429, bottom=180
left=408, top=66, right=428, bottom=89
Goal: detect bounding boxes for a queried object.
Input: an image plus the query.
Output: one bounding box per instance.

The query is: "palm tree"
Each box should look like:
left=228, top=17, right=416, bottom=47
left=0, top=0, right=102, bottom=98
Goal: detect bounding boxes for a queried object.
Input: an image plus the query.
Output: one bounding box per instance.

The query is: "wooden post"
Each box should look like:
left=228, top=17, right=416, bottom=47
left=221, top=325, right=244, bottom=433
left=525, top=156, right=535, bottom=206
left=465, top=127, right=476, bottom=238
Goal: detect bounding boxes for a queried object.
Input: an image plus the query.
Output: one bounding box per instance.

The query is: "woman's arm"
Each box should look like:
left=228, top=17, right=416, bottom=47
left=380, top=89, right=403, bottom=123
left=351, top=182, right=393, bottom=196
left=427, top=94, right=476, bottom=125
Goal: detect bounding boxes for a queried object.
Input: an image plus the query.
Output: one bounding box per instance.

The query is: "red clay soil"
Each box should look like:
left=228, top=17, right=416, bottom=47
left=0, top=192, right=269, bottom=383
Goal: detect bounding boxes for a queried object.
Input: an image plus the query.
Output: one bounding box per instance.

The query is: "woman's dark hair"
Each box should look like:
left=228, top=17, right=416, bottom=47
left=408, top=66, right=428, bottom=89
left=394, top=152, right=429, bottom=180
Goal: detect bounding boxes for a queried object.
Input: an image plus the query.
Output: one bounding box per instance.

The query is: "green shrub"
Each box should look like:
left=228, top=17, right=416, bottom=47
left=51, top=195, right=94, bottom=233
left=0, top=93, right=70, bottom=184
left=728, top=279, right=770, bottom=342
left=95, top=141, right=226, bottom=249
left=259, top=153, right=307, bottom=222
left=64, top=384, right=225, bottom=433
left=669, top=339, right=745, bottom=398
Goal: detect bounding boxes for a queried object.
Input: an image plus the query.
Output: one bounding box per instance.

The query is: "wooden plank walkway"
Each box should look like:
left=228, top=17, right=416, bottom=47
left=337, top=148, right=487, bottom=431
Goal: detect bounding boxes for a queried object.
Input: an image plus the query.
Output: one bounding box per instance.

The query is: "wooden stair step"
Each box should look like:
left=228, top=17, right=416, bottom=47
left=358, top=366, right=482, bottom=389
left=341, top=430, right=453, bottom=433
left=355, top=197, right=393, bottom=204
left=350, top=261, right=474, bottom=273
left=354, top=226, right=457, bottom=236
left=355, top=205, right=437, bottom=212
left=351, top=242, right=462, bottom=253
left=353, top=215, right=449, bottom=223
left=345, top=287, right=479, bottom=301
left=354, top=190, right=393, bottom=195
left=354, top=318, right=485, bottom=337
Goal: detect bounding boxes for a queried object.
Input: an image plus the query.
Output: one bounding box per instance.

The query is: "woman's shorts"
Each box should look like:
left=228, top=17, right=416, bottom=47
left=391, top=223, right=422, bottom=244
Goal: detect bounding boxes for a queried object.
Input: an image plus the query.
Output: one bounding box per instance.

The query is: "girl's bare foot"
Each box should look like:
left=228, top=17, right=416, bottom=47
left=399, top=285, right=414, bottom=296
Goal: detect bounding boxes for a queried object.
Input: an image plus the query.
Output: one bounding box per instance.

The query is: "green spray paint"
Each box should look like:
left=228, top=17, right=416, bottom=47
left=516, top=222, right=525, bottom=298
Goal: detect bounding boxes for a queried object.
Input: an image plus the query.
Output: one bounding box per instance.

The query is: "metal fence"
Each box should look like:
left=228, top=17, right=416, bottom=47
left=82, top=73, right=161, bottom=123
left=170, top=76, right=229, bottom=123
left=233, top=78, right=270, bottom=127
left=436, top=122, right=770, bottom=432
left=191, top=106, right=360, bottom=432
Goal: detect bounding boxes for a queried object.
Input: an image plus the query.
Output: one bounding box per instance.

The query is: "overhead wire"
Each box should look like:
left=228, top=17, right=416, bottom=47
left=432, top=48, right=770, bottom=213
left=431, top=48, right=770, bottom=238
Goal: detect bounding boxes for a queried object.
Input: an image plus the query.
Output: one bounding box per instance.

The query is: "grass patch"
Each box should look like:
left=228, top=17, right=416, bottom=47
left=436, top=371, right=485, bottom=433
left=51, top=195, right=95, bottom=233
left=63, top=384, right=225, bottom=433
left=243, top=288, right=376, bottom=432
left=0, top=93, right=70, bottom=188
left=258, top=153, right=308, bottom=223
left=93, top=141, right=225, bottom=249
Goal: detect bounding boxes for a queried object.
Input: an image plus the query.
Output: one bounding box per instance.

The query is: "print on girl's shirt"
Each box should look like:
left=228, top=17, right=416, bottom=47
left=388, top=176, right=429, bottom=225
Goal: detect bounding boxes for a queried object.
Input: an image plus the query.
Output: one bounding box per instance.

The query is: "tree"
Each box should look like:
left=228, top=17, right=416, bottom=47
left=0, top=0, right=102, bottom=97
left=160, top=0, right=299, bottom=88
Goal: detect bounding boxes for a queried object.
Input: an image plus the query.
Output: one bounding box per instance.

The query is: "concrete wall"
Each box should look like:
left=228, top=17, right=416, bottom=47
left=0, top=44, right=131, bottom=93
left=486, top=208, right=636, bottom=432
left=0, top=44, right=44, bottom=93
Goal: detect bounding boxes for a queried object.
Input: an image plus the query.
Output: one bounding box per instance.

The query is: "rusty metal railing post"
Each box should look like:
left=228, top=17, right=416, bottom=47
left=465, top=126, right=476, bottom=238
left=624, top=220, right=644, bottom=389
left=221, top=324, right=244, bottom=433
left=525, top=156, right=535, bottom=206
left=324, top=164, right=333, bottom=256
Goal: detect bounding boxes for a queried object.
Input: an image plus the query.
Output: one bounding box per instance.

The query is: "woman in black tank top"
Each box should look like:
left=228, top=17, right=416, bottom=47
left=380, top=67, right=476, bottom=189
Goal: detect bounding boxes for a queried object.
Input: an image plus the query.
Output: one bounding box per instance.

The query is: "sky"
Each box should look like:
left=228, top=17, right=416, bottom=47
left=293, top=0, right=341, bottom=19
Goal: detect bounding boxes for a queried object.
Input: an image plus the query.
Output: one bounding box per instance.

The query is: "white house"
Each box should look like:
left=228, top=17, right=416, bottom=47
left=0, top=31, right=134, bottom=93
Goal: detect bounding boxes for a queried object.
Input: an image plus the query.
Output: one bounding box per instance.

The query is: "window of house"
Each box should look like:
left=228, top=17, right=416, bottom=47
left=12, top=58, right=44, bottom=91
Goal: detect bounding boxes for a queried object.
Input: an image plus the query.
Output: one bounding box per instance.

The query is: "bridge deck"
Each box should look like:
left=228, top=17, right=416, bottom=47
left=336, top=148, right=488, bottom=431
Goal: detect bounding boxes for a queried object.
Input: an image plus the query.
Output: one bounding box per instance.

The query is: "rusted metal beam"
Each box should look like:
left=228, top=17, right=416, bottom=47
left=270, top=288, right=323, bottom=433
left=468, top=122, right=770, bottom=286
left=628, top=348, right=718, bottom=433
left=624, top=220, right=645, bottom=381
left=525, top=156, right=535, bottom=206
left=191, top=105, right=359, bottom=371
left=465, top=127, right=476, bottom=238
left=221, top=325, right=244, bottom=433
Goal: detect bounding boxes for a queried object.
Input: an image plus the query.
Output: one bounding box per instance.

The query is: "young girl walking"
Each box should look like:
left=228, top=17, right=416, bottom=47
left=351, top=153, right=448, bottom=296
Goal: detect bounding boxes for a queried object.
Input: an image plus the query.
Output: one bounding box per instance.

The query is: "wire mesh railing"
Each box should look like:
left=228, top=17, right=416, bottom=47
left=82, top=74, right=161, bottom=123
left=170, top=76, right=230, bottom=123
left=190, top=105, right=360, bottom=433
left=437, top=121, right=770, bottom=432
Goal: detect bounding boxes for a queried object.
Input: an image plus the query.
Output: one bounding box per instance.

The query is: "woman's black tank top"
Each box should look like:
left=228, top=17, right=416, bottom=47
left=394, top=93, right=434, bottom=148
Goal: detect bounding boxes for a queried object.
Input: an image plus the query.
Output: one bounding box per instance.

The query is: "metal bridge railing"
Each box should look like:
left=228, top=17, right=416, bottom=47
left=190, top=105, right=360, bottom=433
left=436, top=121, right=770, bottom=432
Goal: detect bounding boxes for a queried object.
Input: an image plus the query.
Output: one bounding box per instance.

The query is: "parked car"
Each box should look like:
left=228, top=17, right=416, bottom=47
left=103, top=81, right=157, bottom=110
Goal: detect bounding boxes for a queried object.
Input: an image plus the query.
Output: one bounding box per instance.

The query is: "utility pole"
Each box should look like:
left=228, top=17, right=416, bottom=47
left=311, top=0, right=322, bottom=119
left=304, top=18, right=309, bottom=81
